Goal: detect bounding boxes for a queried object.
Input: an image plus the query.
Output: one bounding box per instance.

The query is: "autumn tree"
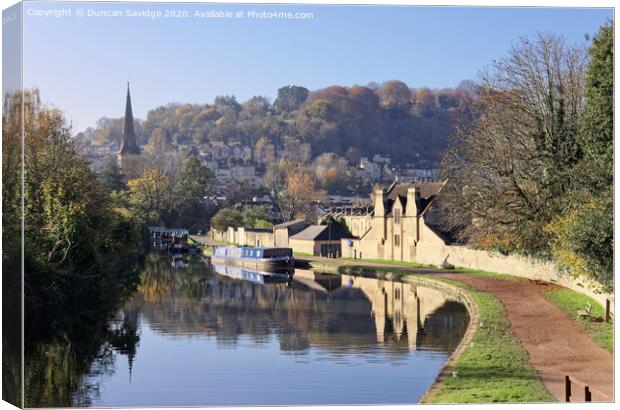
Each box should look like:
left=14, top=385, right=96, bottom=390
left=312, top=153, right=355, bottom=192
left=5, top=89, right=140, bottom=336
left=145, top=127, right=175, bottom=156
left=266, top=160, right=326, bottom=222
left=127, top=169, right=174, bottom=224
left=254, top=136, right=276, bottom=165
left=379, top=80, right=411, bottom=111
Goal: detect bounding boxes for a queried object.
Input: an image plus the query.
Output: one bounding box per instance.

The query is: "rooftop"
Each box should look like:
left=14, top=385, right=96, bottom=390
left=290, top=225, right=353, bottom=241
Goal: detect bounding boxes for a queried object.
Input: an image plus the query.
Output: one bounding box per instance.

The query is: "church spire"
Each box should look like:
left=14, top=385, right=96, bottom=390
left=119, top=82, right=140, bottom=157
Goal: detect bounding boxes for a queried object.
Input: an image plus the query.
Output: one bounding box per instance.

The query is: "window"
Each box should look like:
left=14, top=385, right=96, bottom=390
left=394, top=209, right=401, bottom=224
left=394, top=234, right=400, bottom=247
left=395, top=288, right=401, bottom=300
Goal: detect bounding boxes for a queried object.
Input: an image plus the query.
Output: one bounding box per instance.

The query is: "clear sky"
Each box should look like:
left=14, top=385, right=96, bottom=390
left=17, top=1, right=612, bottom=132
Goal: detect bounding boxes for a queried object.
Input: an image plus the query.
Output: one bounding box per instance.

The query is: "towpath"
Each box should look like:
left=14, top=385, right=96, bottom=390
left=437, top=273, right=613, bottom=403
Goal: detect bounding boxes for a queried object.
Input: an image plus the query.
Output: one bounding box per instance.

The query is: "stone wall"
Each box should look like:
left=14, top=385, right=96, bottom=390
left=415, top=223, right=614, bottom=314
left=289, top=238, right=316, bottom=255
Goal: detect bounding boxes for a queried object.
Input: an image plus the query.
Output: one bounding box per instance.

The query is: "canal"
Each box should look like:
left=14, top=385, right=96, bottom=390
left=26, top=252, right=469, bottom=407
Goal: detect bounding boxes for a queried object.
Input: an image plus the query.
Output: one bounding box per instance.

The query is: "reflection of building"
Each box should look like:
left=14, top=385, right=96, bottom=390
left=341, top=274, right=456, bottom=348
left=109, top=304, right=141, bottom=381
left=132, top=255, right=468, bottom=356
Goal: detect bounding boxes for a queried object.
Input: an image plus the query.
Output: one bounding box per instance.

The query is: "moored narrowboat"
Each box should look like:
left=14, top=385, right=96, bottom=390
left=210, top=246, right=294, bottom=269
left=211, top=263, right=292, bottom=285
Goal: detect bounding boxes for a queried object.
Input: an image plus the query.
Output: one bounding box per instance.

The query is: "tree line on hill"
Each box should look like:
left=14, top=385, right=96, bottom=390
left=438, top=22, right=613, bottom=290
left=78, top=81, right=477, bottom=166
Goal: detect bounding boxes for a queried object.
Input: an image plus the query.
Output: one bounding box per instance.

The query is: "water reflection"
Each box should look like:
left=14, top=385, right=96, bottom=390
left=26, top=253, right=469, bottom=407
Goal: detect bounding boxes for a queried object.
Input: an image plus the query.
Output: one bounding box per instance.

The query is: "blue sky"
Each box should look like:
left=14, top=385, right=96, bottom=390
left=17, top=1, right=613, bottom=132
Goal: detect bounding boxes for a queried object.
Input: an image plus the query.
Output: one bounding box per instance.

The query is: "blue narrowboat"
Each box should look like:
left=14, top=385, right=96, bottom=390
left=210, top=246, right=294, bottom=269
left=211, top=263, right=292, bottom=284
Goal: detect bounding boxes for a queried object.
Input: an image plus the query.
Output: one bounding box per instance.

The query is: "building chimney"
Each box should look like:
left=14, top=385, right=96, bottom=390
left=374, top=188, right=385, bottom=217
left=406, top=186, right=420, bottom=216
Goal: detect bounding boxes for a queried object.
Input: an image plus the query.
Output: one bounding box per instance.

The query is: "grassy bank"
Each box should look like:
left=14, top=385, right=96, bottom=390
left=451, top=267, right=521, bottom=281
left=426, top=278, right=554, bottom=403
left=307, top=259, right=555, bottom=402
left=304, top=258, right=606, bottom=402
left=339, top=257, right=437, bottom=269
left=541, top=287, right=613, bottom=352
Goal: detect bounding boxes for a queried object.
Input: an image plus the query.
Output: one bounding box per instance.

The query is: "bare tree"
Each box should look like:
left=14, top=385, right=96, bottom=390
left=265, top=160, right=326, bottom=222
left=438, top=33, right=586, bottom=254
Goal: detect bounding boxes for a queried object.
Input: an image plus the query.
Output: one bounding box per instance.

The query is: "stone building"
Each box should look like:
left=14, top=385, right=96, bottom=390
left=236, top=227, right=275, bottom=247
left=273, top=219, right=311, bottom=247
left=341, top=181, right=450, bottom=262
left=289, top=225, right=352, bottom=257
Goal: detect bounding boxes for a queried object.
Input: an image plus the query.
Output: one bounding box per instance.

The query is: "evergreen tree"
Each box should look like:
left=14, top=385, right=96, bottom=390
left=548, top=22, right=614, bottom=290
left=100, top=158, right=125, bottom=192
left=577, top=21, right=614, bottom=192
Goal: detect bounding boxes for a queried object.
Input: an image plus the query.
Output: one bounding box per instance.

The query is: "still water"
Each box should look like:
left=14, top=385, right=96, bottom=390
left=56, top=253, right=468, bottom=406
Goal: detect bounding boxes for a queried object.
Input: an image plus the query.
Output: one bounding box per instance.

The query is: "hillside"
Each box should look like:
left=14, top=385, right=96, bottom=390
left=78, top=80, right=477, bottom=166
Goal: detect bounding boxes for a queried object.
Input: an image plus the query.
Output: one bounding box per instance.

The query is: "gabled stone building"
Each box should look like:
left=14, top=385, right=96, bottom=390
left=341, top=181, right=450, bottom=262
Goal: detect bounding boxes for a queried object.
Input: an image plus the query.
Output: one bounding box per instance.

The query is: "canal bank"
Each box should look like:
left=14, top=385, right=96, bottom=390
left=299, top=257, right=613, bottom=403
left=322, top=266, right=553, bottom=403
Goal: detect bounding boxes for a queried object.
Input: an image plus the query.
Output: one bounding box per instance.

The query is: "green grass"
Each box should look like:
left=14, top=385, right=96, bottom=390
left=451, top=267, right=521, bottom=281
left=212, top=239, right=236, bottom=246
left=541, top=287, right=613, bottom=352
left=427, top=278, right=554, bottom=404
left=339, top=257, right=437, bottom=269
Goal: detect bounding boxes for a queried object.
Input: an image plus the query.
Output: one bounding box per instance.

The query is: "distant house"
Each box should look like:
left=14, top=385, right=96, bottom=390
left=289, top=225, right=353, bottom=257
left=273, top=219, right=311, bottom=247
left=359, top=157, right=382, bottom=181
left=372, top=154, right=391, bottom=165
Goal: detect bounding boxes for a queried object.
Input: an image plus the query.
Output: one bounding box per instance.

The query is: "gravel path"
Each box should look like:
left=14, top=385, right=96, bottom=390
left=439, top=274, right=614, bottom=403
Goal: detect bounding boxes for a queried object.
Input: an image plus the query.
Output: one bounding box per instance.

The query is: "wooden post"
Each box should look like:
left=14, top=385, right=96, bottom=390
left=605, top=299, right=611, bottom=323
left=565, top=375, right=571, bottom=402
left=585, top=386, right=592, bottom=402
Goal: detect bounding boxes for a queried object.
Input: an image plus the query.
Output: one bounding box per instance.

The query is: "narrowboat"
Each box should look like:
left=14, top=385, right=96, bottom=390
left=211, top=263, right=292, bottom=285
left=210, top=246, right=294, bottom=269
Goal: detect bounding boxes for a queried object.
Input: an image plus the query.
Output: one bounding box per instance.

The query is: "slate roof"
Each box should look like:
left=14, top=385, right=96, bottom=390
left=290, top=225, right=353, bottom=241
left=242, top=227, right=273, bottom=233
left=383, top=182, right=446, bottom=217
left=273, top=219, right=309, bottom=229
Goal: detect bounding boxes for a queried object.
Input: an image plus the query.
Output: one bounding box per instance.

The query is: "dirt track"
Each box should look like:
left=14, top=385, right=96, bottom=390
left=440, top=274, right=614, bottom=402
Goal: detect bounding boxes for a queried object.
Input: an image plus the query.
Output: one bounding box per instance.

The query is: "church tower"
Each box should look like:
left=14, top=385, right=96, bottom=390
left=117, top=82, right=140, bottom=167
